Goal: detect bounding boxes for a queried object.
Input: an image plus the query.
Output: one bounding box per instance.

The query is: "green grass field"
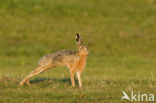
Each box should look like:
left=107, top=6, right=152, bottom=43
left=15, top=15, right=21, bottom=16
left=0, top=0, right=156, bottom=102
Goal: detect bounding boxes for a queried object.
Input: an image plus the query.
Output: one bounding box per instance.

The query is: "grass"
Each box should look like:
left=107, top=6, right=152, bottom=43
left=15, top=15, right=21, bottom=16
left=0, top=0, right=156, bottom=102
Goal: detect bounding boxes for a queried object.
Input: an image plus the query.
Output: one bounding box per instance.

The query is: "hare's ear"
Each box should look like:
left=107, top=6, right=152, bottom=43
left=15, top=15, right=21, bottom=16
left=75, top=33, right=82, bottom=46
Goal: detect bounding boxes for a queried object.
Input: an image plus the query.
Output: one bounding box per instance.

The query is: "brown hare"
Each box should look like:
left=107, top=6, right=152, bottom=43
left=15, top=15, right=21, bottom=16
left=19, top=34, right=89, bottom=87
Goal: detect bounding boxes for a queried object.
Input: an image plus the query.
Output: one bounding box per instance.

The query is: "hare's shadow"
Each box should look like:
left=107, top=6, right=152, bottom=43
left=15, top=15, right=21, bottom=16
left=30, top=77, right=78, bottom=85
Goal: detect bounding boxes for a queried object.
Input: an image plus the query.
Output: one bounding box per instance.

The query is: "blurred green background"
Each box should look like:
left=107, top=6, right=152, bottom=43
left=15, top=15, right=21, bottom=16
left=0, top=0, right=156, bottom=103
left=0, top=0, right=155, bottom=57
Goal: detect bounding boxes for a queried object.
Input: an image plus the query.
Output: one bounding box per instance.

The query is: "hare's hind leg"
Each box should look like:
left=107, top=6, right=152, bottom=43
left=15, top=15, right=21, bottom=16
left=19, top=65, right=51, bottom=86
left=76, top=71, right=82, bottom=87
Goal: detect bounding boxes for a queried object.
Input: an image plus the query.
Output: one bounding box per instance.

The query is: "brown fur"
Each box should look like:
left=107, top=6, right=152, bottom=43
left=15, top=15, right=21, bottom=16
left=75, top=55, right=87, bottom=72
left=19, top=34, right=89, bottom=87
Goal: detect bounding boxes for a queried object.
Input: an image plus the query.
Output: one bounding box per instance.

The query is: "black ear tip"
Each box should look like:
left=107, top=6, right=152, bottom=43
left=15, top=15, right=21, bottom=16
left=75, top=33, right=80, bottom=37
left=75, top=33, right=80, bottom=42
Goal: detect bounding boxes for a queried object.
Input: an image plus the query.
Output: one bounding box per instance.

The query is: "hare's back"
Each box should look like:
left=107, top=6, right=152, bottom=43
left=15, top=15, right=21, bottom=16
left=38, top=50, right=78, bottom=66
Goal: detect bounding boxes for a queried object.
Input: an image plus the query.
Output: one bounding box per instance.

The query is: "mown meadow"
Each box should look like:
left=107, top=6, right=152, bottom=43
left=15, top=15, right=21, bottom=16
left=0, top=0, right=156, bottom=102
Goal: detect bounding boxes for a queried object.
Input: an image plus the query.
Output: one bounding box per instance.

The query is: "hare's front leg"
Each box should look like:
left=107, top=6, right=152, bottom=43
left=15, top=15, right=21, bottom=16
left=76, top=71, right=82, bottom=87
left=70, top=69, right=76, bottom=87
